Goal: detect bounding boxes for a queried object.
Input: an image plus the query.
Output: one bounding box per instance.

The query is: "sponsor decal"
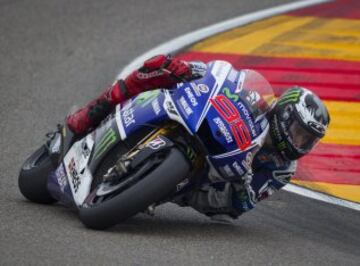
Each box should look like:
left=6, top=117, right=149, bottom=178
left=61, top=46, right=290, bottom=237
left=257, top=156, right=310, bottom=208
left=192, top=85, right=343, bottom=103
left=223, top=87, right=262, bottom=132
left=81, top=139, right=91, bottom=159
left=93, top=128, right=117, bottom=160
left=237, top=101, right=257, bottom=137
left=223, top=87, right=239, bottom=102
left=278, top=89, right=301, bottom=105
left=165, top=100, right=178, bottom=116
left=189, top=61, right=207, bottom=77
left=122, top=107, right=135, bottom=127
left=222, top=87, right=262, bottom=134
left=146, top=136, right=166, bottom=150
left=232, top=161, right=245, bottom=176
left=246, top=90, right=261, bottom=106
left=221, top=164, right=235, bottom=177
left=68, top=158, right=81, bottom=193
left=152, top=98, right=161, bottom=115
left=55, top=164, right=67, bottom=192
left=184, top=87, right=198, bottom=107
left=192, top=83, right=209, bottom=96
left=210, top=95, right=251, bottom=150
left=137, top=70, right=162, bottom=79
left=213, top=117, right=233, bottom=144
left=223, top=86, right=261, bottom=119
left=179, top=96, right=193, bottom=116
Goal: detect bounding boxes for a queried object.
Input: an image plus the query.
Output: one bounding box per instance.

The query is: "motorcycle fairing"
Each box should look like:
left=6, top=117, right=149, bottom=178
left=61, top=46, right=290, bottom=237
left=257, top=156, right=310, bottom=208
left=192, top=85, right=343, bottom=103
left=49, top=90, right=171, bottom=206
left=167, top=61, right=271, bottom=181
left=61, top=133, right=95, bottom=206
left=115, top=61, right=269, bottom=152
left=115, top=89, right=169, bottom=140
left=48, top=132, right=96, bottom=206
left=169, top=61, right=231, bottom=134
left=117, top=61, right=241, bottom=139
left=206, top=123, right=269, bottom=181
left=49, top=115, right=122, bottom=206
left=48, top=60, right=272, bottom=207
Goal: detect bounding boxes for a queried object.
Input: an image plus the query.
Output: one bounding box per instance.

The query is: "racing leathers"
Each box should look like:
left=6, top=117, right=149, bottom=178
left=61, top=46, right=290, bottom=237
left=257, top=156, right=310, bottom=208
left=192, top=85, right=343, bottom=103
left=66, top=54, right=297, bottom=219
left=180, top=143, right=297, bottom=218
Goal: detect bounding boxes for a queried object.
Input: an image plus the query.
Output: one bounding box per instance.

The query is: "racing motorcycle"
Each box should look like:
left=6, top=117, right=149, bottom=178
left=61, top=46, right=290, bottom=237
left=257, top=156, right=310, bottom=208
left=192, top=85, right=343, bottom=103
left=18, top=61, right=275, bottom=230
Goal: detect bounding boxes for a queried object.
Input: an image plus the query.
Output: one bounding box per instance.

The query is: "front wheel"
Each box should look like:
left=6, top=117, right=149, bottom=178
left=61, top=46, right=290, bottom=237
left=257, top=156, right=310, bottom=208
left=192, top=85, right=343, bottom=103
left=18, top=145, right=57, bottom=204
left=79, top=148, right=190, bottom=230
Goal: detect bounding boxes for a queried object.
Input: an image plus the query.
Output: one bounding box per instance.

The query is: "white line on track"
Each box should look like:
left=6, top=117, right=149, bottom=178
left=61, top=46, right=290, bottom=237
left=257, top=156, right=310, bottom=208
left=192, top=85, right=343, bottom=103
left=117, top=0, right=360, bottom=211
left=283, top=184, right=360, bottom=211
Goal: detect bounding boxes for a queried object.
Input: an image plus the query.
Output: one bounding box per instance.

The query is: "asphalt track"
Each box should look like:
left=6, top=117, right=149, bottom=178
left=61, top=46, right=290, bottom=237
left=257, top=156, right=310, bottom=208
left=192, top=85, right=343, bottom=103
left=1, top=0, right=360, bottom=265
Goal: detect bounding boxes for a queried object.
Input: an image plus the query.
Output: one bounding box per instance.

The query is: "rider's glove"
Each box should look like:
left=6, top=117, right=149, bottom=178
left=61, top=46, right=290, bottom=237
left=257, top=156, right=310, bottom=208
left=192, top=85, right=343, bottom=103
left=160, top=55, right=193, bottom=81
left=141, top=54, right=192, bottom=81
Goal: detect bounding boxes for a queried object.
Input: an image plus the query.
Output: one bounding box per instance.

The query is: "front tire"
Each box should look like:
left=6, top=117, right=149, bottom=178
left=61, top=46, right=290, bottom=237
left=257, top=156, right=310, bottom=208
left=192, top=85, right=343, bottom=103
left=18, top=146, right=57, bottom=204
left=79, top=148, right=190, bottom=230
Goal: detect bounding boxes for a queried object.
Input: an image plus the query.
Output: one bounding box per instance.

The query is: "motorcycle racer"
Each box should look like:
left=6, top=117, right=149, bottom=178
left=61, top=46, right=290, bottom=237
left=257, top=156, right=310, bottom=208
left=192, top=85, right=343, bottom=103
left=67, top=54, right=330, bottom=221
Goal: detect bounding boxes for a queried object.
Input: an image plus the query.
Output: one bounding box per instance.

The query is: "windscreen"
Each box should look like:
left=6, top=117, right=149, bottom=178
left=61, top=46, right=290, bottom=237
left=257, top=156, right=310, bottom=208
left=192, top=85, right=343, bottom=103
left=237, top=69, right=276, bottom=119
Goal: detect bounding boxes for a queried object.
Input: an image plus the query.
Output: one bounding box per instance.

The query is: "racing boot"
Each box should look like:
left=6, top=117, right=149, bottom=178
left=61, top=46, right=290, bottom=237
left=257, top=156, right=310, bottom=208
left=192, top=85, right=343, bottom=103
left=66, top=80, right=127, bottom=135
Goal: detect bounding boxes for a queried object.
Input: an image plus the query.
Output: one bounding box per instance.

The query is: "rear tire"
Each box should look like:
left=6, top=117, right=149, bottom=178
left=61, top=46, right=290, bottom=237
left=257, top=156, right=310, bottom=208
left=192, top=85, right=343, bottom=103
left=18, top=146, right=57, bottom=204
left=79, top=148, right=190, bottom=230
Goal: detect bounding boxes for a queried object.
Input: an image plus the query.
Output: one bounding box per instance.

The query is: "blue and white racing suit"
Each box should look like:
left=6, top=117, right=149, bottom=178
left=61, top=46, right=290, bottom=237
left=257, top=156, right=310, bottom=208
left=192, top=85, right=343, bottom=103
left=182, top=140, right=297, bottom=218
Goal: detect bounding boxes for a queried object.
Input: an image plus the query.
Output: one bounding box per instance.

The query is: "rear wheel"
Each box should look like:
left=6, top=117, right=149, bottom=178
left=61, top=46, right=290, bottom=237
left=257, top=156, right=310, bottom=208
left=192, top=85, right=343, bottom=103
left=79, top=147, right=190, bottom=230
left=18, top=146, right=57, bottom=204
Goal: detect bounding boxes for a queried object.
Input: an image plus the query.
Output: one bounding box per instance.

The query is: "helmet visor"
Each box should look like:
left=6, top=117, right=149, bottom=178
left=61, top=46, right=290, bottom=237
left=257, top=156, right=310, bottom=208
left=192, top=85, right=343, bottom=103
left=288, top=119, right=319, bottom=153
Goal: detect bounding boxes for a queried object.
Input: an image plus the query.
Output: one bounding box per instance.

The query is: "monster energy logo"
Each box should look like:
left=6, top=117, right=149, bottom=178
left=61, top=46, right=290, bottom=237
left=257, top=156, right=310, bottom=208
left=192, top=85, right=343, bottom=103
left=134, top=90, right=160, bottom=107
left=278, top=89, right=301, bottom=106
left=93, top=128, right=117, bottom=160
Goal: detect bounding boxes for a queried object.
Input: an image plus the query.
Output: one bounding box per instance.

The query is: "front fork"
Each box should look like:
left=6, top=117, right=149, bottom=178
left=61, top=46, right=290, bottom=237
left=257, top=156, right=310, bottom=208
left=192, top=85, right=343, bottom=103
left=97, top=122, right=206, bottom=209
left=124, top=122, right=203, bottom=172
left=140, top=123, right=207, bottom=201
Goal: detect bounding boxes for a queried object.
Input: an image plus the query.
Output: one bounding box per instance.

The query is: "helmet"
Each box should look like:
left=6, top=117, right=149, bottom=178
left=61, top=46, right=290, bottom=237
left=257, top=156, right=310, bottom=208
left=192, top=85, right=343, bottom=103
left=270, top=87, right=330, bottom=160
